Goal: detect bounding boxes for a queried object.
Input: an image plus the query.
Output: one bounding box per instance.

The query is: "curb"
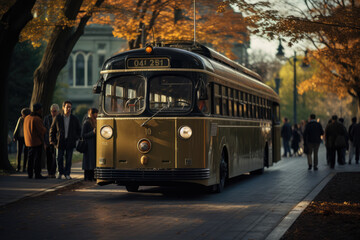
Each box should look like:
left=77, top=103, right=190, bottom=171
left=0, top=178, right=83, bottom=208
left=265, top=172, right=336, bottom=240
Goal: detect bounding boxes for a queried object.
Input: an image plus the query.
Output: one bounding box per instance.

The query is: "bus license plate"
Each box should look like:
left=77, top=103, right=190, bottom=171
left=127, top=58, right=170, bottom=68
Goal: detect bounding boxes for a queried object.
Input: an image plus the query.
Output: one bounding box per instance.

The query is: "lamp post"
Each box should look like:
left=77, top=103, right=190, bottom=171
left=275, top=73, right=281, bottom=95
left=276, top=40, right=303, bottom=124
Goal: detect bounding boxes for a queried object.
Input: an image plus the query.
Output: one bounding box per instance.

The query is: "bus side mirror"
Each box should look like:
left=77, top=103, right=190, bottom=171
left=197, top=87, right=208, bottom=100
left=93, top=84, right=101, bottom=94
left=93, top=79, right=103, bottom=94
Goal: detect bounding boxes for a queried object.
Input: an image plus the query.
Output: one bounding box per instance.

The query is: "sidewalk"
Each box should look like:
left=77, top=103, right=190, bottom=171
left=0, top=162, right=83, bottom=207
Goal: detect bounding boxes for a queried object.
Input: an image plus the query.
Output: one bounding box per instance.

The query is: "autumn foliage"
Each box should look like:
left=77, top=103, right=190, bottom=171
left=90, top=0, right=250, bottom=59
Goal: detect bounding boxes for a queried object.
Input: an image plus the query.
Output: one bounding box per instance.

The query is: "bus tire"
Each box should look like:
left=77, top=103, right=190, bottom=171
left=212, top=151, right=228, bottom=193
left=125, top=184, right=139, bottom=192
left=264, top=143, right=269, bottom=168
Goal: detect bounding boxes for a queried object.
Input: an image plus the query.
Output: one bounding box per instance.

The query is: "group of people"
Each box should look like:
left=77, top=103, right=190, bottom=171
left=281, top=114, right=360, bottom=170
left=13, top=101, right=98, bottom=181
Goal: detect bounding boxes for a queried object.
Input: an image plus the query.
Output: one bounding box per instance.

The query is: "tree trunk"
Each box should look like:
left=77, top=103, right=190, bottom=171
left=30, top=0, right=104, bottom=116
left=0, top=0, right=36, bottom=171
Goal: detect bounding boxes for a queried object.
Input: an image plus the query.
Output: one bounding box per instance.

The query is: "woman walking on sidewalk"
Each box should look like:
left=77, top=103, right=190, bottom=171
left=13, top=108, right=31, bottom=172
left=81, top=108, right=98, bottom=181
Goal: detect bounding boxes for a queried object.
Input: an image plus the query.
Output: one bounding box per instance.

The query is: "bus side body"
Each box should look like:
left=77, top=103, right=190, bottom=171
left=94, top=45, right=281, bottom=190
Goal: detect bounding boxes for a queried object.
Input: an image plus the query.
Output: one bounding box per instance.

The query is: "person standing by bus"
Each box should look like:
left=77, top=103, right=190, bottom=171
left=23, top=103, right=47, bottom=179
left=13, top=108, right=31, bottom=172
left=303, top=114, right=324, bottom=170
left=291, top=124, right=301, bottom=156
left=82, top=108, right=98, bottom=181
left=338, top=118, right=349, bottom=165
left=281, top=117, right=292, bottom=157
left=325, top=115, right=347, bottom=169
left=44, top=103, right=59, bottom=178
left=348, top=117, right=357, bottom=164
left=50, top=100, right=81, bottom=180
left=350, top=120, right=360, bottom=164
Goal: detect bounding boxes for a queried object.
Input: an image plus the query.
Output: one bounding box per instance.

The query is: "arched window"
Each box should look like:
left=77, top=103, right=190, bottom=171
left=76, top=54, right=85, bottom=86
left=68, top=51, right=94, bottom=87
left=87, top=55, right=93, bottom=86
left=68, top=56, right=74, bottom=86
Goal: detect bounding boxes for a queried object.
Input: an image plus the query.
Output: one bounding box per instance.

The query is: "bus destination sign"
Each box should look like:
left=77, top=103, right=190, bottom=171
left=127, top=57, right=170, bottom=69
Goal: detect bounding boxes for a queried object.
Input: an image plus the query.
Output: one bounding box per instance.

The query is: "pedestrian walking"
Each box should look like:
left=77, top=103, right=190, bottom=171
left=82, top=108, right=98, bottom=181
left=303, top=114, right=324, bottom=170
left=339, top=118, right=349, bottom=165
left=50, top=100, right=81, bottom=180
left=44, top=104, right=60, bottom=178
left=23, top=103, right=47, bottom=179
left=350, top=120, right=360, bottom=164
left=13, top=108, right=31, bottom=172
left=348, top=117, right=357, bottom=164
left=291, top=124, right=301, bottom=156
left=325, top=115, right=347, bottom=169
left=281, top=117, right=292, bottom=157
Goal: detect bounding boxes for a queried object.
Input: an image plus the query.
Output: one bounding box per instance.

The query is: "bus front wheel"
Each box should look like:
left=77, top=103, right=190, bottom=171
left=212, top=151, right=228, bottom=193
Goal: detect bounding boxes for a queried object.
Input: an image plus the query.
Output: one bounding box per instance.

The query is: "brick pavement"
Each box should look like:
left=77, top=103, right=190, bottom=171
left=1, top=145, right=360, bottom=240
left=0, top=162, right=83, bottom=207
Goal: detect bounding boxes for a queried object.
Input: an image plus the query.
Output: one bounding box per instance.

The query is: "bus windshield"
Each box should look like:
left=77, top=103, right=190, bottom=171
left=149, top=75, right=192, bottom=112
left=104, top=76, right=145, bottom=114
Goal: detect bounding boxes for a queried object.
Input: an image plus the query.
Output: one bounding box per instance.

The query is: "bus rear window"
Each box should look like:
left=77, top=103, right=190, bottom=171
left=104, top=76, right=145, bottom=114
left=149, top=76, right=192, bottom=112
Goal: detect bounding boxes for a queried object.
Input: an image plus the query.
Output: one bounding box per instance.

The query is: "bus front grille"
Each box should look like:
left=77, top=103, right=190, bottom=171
left=95, top=168, right=210, bottom=181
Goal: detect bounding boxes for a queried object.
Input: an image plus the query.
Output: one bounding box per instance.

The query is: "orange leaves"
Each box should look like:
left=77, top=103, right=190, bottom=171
left=91, top=0, right=249, bottom=57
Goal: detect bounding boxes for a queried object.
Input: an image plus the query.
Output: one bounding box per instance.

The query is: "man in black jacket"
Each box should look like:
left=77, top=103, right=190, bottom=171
left=50, top=101, right=81, bottom=180
left=303, top=114, right=324, bottom=170
left=281, top=118, right=292, bottom=157
left=348, top=117, right=357, bottom=164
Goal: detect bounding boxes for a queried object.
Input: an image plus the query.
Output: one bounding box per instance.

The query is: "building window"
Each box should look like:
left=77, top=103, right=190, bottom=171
left=68, top=51, right=94, bottom=88
left=76, top=54, right=85, bottom=86
left=88, top=55, right=93, bottom=85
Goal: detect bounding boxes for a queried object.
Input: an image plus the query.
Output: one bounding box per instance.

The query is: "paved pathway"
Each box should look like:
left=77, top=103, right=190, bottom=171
left=0, top=162, right=83, bottom=207
left=1, top=145, right=360, bottom=240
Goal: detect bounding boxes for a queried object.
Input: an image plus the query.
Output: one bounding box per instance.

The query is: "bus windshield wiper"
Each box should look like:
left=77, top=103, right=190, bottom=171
left=141, top=102, right=170, bottom=127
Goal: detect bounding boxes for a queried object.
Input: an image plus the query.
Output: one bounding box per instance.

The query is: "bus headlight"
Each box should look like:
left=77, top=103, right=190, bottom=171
left=179, top=126, right=192, bottom=139
left=138, top=138, right=151, bottom=153
left=100, top=125, right=113, bottom=139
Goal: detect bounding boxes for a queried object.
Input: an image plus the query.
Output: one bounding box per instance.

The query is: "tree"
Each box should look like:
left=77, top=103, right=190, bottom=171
left=93, top=0, right=250, bottom=58
left=8, top=42, right=44, bottom=132
left=247, top=49, right=282, bottom=82
left=230, top=0, right=360, bottom=117
left=0, top=0, right=37, bottom=171
left=28, top=0, right=105, bottom=118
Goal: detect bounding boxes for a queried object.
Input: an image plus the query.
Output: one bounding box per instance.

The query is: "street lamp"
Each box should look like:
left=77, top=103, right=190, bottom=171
left=275, top=73, right=281, bottom=95
left=276, top=40, right=309, bottom=124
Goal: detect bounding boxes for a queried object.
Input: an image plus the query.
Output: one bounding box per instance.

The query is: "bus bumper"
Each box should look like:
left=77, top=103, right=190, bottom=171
left=95, top=168, right=210, bottom=184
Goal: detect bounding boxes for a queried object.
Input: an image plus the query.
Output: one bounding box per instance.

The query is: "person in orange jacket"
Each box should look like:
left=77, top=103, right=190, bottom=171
left=24, top=103, right=47, bottom=179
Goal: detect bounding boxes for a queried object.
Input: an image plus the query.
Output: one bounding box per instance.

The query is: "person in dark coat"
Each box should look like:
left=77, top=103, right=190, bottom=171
left=13, top=108, right=31, bottom=172
left=303, top=114, right=324, bottom=170
left=348, top=117, right=357, bottom=164
left=350, top=120, right=360, bottom=164
left=23, top=103, right=47, bottom=179
left=325, top=115, right=347, bottom=169
left=338, top=118, right=349, bottom=165
left=291, top=124, right=301, bottom=156
left=43, top=103, right=59, bottom=178
left=82, top=108, right=98, bottom=181
left=281, top=117, right=292, bottom=157
left=50, top=100, right=81, bottom=180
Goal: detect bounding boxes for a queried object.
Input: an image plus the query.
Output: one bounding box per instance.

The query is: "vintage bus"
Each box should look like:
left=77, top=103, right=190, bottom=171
left=93, top=42, right=281, bottom=193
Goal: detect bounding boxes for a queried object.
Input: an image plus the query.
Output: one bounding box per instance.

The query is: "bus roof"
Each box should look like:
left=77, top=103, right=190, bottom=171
left=101, top=42, right=279, bottom=102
